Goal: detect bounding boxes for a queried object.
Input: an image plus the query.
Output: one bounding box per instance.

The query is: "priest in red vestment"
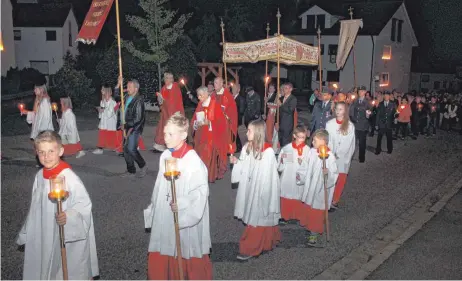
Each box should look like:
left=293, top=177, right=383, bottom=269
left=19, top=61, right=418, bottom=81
left=191, top=86, right=228, bottom=183
left=153, top=72, right=185, bottom=152
left=212, top=77, right=238, bottom=178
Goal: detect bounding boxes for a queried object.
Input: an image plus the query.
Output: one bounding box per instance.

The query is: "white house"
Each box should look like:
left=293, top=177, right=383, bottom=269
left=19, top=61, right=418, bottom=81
left=283, top=1, right=418, bottom=93
left=1, top=0, right=17, bottom=76
left=13, top=3, right=79, bottom=75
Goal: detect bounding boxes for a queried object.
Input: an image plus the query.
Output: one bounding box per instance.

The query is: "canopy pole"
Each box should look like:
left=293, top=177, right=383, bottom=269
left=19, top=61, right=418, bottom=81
left=220, top=19, right=228, bottom=86
left=115, top=0, right=126, bottom=137
left=264, top=23, right=270, bottom=117
left=349, top=6, right=357, bottom=90
left=276, top=9, right=281, bottom=125
left=317, top=26, right=322, bottom=93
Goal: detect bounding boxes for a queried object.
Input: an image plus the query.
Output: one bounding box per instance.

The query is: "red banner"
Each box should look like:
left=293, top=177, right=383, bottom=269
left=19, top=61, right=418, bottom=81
left=76, top=0, right=114, bottom=44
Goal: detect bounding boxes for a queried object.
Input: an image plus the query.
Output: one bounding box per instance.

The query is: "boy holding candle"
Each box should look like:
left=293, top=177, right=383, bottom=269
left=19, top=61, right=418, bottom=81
left=300, top=129, right=338, bottom=246
left=17, top=130, right=99, bottom=280
left=277, top=125, right=310, bottom=224
left=58, top=97, right=85, bottom=158
left=144, top=112, right=212, bottom=280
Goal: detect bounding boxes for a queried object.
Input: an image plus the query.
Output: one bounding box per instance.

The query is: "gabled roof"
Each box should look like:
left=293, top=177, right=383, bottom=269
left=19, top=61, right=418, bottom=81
left=292, top=1, right=404, bottom=36
left=13, top=3, right=72, bottom=27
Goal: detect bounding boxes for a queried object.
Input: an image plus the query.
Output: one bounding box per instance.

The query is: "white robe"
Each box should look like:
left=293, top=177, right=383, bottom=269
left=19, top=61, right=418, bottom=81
left=59, top=109, right=80, bottom=145
left=144, top=149, right=211, bottom=259
left=277, top=143, right=310, bottom=199
left=301, top=149, right=339, bottom=210
left=98, top=98, right=117, bottom=131
left=232, top=144, right=281, bottom=226
left=16, top=168, right=99, bottom=280
left=27, top=97, right=54, bottom=139
left=325, top=119, right=356, bottom=174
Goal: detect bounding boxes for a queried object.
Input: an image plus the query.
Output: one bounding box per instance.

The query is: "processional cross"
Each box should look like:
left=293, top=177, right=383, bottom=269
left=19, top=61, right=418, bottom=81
left=348, top=6, right=354, bottom=19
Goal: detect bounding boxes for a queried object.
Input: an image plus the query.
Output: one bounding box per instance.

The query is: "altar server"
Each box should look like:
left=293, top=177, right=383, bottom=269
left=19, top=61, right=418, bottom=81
left=93, top=84, right=118, bottom=154
left=58, top=97, right=85, bottom=158
left=21, top=84, right=54, bottom=140
left=277, top=125, right=310, bottom=224
left=17, top=130, right=99, bottom=280
left=230, top=120, right=280, bottom=261
left=300, top=129, right=338, bottom=246
left=325, top=102, right=356, bottom=209
left=144, top=112, right=212, bottom=280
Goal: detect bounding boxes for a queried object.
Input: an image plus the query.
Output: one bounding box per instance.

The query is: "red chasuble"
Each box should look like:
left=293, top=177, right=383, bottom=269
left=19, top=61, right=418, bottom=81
left=191, top=96, right=228, bottom=183
left=214, top=88, right=238, bottom=142
left=154, top=82, right=185, bottom=146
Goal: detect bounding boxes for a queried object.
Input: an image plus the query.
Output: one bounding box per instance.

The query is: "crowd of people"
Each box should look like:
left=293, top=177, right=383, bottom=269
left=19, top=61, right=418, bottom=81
left=15, top=73, right=462, bottom=279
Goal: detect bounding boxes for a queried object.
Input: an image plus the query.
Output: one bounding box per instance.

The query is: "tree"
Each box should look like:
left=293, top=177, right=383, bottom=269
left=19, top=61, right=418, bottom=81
left=124, top=0, right=192, bottom=91
left=53, top=52, right=95, bottom=108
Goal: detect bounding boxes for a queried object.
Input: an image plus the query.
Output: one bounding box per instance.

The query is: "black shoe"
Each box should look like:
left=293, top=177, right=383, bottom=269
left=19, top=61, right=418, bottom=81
left=387, top=151, right=392, bottom=154
left=375, top=151, right=381, bottom=155
left=359, top=159, right=365, bottom=163
left=279, top=219, right=288, bottom=226
left=151, top=149, right=162, bottom=154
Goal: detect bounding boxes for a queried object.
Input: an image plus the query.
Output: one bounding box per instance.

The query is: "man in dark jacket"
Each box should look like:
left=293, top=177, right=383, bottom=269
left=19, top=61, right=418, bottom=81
left=277, top=82, right=297, bottom=147
left=232, top=83, right=246, bottom=151
left=375, top=92, right=396, bottom=155
left=349, top=86, right=373, bottom=163
left=243, top=86, right=261, bottom=127
left=122, top=79, right=147, bottom=177
left=310, top=91, right=333, bottom=133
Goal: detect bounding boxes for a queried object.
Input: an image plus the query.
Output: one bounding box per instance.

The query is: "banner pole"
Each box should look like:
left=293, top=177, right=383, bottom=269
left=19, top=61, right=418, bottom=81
left=317, top=26, right=322, bottom=93
left=264, top=23, right=270, bottom=117
left=115, top=0, right=126, bottom=137
left=276, top=9, right=281, bottom=126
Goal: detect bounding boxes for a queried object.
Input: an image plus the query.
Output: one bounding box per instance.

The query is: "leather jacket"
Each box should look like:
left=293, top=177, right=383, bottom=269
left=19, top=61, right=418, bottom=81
left=123, top=94, right=145, bottom=133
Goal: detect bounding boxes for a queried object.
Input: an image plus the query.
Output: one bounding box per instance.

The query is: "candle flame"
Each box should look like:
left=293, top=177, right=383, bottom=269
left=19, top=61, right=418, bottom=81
left=401, top=105, right=405, bottom=109
left=265, top=76, right=270, bottom=83
left=180, top=79, right=185, bottom=85
left=51, top=102, right=58, bottom=111
left=372, top=100, right=376, bottom=105
left=351, top=95, right=356, bottom=99
left=333, top=83, right=338, bottom=89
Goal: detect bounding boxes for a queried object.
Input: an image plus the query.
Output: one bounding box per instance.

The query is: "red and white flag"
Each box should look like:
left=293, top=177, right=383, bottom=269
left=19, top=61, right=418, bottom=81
left=77, top=0, right=114, bottom=45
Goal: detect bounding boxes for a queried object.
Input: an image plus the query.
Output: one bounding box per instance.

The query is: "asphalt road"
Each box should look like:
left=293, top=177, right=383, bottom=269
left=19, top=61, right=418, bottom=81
left=367, top=190, right=462, bottom=280
left=2, top=110, right=462, bottom=279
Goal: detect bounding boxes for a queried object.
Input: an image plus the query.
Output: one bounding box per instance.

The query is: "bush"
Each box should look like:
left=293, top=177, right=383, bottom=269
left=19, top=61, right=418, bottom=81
left=1, top=67, right=46, bottom=96
left=52, top=52, right=95, bottom=108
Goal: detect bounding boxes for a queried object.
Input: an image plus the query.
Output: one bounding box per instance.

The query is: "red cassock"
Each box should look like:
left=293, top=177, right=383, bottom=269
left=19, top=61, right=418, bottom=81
left=154, top=82, right=185, bottom=146
left=191, top=96, right=228, bottom=183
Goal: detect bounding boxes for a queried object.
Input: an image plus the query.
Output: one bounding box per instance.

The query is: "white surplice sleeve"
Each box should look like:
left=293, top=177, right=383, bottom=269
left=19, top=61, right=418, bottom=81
left=63, top=171, right=93, bottom=243
left=296, top=147, right=309, bottom=186
left=144, top=156, right=165, bottom=229
left=326, top=153, right=339, bottom=190
left=231, top=144, right=249, bottom=184
left=16, top=175, right=40, bottom=245
left=277, top=145, right=289, bottom=172
left=176, top=175, right=208, bottom=229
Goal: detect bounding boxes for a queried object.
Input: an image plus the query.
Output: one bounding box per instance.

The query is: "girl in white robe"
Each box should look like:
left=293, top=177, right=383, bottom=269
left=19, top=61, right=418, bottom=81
left=93, top=85, right=117, bottom=154
left=58, top=97, right=85, bottom=158
left=325, top=101, right=356, bottom=209
left=277, top=125, right=310, bottom=223
left=144, top=112, right=212, bottom=280
left=17, top=131, right=99, bottom=280
left=21, top=84, right=54, bottom=140
left=300, top=129, right=338, bottom=246
left=230, top=119, right=281, bottom=261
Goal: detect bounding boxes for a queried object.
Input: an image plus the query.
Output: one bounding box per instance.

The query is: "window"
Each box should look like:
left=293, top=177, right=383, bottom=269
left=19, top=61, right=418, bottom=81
left=421, top=74, right=430, bottom=82
left=379, top=72, right=389, bottom=87
left=434, top=81, right=440, bottom=89
left=391, top=19, right=397, bottom=41
left=391, top=18, right=403, bottom=42
left=307, top=15, right=315, bottom=30
left=327, top=71, right=340, bottom=82
left=421, top=88, right=428, bottom=93
left=328, top=44, right=337, bottom=63
left=397, top=20, right=403, bottom=42
left=316, top=15, right=325, bottom=30
left=46, top=30, right=56, bottom=41
left=14, top=30, right=21, bottom=40
left=382, top=45, right=392, bottom=60
left=68, top=22, right=72, bottom=47
left=443, top=81, right=448, bottom=89
left=30, top=61, right=49, bottom=75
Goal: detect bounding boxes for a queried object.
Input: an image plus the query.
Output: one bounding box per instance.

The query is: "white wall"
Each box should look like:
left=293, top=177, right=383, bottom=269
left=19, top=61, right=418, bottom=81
left=373, top=4, right=416, bottom=93
left=409, top=72, right=459, bottom=92
left=61, top=9, right=79, bottom=58
left=1, top=0, right=16, bottom=76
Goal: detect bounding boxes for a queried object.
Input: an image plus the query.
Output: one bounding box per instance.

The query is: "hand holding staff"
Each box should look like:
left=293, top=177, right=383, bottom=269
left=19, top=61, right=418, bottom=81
left=318, top=145, right=330, bottom=243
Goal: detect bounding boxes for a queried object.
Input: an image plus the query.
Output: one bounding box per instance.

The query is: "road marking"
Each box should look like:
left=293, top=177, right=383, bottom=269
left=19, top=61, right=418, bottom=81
left=313, top=171, right=462, bottom=280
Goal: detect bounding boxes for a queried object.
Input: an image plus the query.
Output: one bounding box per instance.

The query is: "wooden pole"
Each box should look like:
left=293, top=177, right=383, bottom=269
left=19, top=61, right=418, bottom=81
left=264, top=23, right=270, bottom=117
left=276, top=9, right=281, bottom=125
left=220, top=19, right=228, bottom=86
left=349, top=7, right=356, bottom=89
left=317, top=26, right=322, bottom=92
left=322, top=158, right=330, bottom=242
left=170, top=173, right=184, bottom=280
left=57, top=201, right=69, bottom=280
left=115, top=0, right=126, bottom=137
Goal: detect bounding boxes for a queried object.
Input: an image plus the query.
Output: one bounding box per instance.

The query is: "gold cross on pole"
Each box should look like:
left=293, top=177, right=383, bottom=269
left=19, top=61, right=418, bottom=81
left=348, top=6, right=354, bottom=19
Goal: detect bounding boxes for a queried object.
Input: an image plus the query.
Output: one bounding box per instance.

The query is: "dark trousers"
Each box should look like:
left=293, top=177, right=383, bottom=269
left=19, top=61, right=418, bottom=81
left=279, top=128, right=293, bottom=148
left=355, top=130, right=367, bottom=162
left=427, top=116, right=437, bottom=135
left=368, top=116, right=376, bottom=136
left=123, top=131, right=146, bottom=173
left=398, top=122, right=409, bottom=138
left=411, top=118, right=419, bottom=136
left=376, top=128, right=393, bottom=153
left=419, top=118, right=427, bottom=134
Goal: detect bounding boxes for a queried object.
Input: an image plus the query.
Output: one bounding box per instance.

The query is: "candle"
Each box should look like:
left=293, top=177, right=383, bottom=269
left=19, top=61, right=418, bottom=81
left=372, top=100, right=376, bottom=106
left=165, top=158, right=180, bottom=177
left=318, top=144, right=328, bottom=159
left=230, top=82, right=234, bottom=87
left=265, top=76, right=270, bottom=84
left=49, top=175, right=67, bottom=200
left=351, top=94, right=356, bottom=100
left=18, top=103, right=25, bottom=115
left=229, top=143, right=235, bottom=155
left=400, top=105, right=405, bottom=110
left=432, top=106, right=436, bottom=112
left=333, top=83, right=338, bottom=89
left=180, top=79, right=189, bottom=91
left=51, top=102, right=58, bottom=112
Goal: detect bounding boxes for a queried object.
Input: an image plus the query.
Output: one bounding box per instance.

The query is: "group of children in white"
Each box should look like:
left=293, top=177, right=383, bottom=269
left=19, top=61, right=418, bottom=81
left=17, top=82, right=356, bottom=279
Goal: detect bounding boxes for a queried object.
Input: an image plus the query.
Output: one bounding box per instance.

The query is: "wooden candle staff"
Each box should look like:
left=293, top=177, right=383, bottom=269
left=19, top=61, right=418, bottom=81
left=164, top=158, right=184, bottom=280
left=48, top=175, right=69, bottom=280
left=318, top=145, right=330, bottom=242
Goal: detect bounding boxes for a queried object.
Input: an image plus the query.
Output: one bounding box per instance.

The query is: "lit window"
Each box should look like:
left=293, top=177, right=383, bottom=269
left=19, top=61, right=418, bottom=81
left=379, top=72, right=390, bottom=87
left=382, top=45, right=391, bottom=60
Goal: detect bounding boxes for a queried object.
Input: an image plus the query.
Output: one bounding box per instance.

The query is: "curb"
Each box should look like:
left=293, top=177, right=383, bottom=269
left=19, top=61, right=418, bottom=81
left=313, top=171, right=462, bottom=280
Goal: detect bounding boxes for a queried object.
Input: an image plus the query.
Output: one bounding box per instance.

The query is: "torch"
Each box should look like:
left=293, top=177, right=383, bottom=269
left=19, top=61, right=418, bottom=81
left=317, top=145, right=330, bottom=243
left=18, top=103, right=25, bottom=116
left=263, top=76, right=270, bottom=116
left=48, top=175, right=69, bottom=280
left=51, top=102, right=59, bottom=120
left=164, top=158, right=184, bottom=280
left=180, top=78, right=190, bottom=92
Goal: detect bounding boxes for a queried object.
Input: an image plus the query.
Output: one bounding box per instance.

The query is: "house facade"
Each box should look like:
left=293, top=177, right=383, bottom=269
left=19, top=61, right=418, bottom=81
left=1, top=0, right=17, bottom=76
left=409, top=72, right=461, bottom=93
left=13, top=4, right=79, bottom=75
left=285, top=1, right=418, bottom=93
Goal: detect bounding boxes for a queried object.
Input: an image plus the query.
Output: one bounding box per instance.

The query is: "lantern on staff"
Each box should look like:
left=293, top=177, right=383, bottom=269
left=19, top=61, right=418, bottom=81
left=163, top=158, right=184, bottom=279
left=317, top=144, right=330, bottom=243
left=48, top=175, right=69, bottom=280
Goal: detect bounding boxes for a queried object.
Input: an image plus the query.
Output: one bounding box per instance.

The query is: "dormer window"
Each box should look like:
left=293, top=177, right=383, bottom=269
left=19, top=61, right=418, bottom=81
left=303, top=14, right=325, bottom=31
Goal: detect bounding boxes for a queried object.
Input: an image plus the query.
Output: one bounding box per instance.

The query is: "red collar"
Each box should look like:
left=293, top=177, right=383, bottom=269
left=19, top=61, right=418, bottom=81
left=43, top=161, right=71, bottom=179
left=171, top=143, right=193, bottom=159
left=263, top=143, right=272, bottom=151
left=336, top=119, right=343, bottom=125
left=292, top=142, right=305, bottom=156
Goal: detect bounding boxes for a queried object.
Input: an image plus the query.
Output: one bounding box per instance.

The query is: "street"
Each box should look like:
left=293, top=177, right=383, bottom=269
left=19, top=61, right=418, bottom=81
left=1, top=108, right=462, bottom=279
